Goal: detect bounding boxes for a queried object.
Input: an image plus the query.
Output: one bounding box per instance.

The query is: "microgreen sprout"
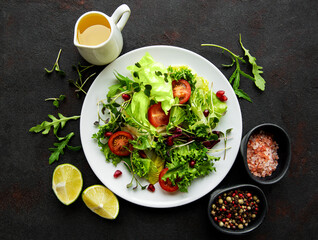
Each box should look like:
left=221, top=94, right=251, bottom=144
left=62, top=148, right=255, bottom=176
left=45, top=94, right=66, bottom=108
left=69, top=63, right=96, bottom=97
left=44, top=49, right=65, bottom=76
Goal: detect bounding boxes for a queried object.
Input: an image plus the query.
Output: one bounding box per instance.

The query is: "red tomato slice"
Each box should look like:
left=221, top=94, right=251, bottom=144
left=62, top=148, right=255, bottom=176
left=148, top=103, right=170, bottom=127
left=108, top=131, right=133, bottom=156
left=159, top=168, right=179, bottom=192
left=172, top=79, right=191, bottom=104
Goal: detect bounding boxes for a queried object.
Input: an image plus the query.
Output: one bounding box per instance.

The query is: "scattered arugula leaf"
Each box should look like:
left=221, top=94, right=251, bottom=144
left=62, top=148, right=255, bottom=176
left=202, top=34, right=266, bottom=102
left=48, top=132, right=81, bottom=164
left=44, top=49, right=65, bottom=76
left=29, top=113, right=80, bottom=135
left=45, top=94, right=66, bottom=108
left=239, top=34, right=265, bottom=91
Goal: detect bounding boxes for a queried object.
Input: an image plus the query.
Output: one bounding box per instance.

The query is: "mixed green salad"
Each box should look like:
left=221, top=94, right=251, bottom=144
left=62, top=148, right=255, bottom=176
left=93, top=53, right=230, bottom=192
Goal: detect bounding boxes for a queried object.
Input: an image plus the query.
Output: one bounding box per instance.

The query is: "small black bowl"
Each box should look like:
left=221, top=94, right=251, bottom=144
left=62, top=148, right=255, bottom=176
left=208, top=184, right=268, bottom=235
left=240, top=123, right=291, bottom=184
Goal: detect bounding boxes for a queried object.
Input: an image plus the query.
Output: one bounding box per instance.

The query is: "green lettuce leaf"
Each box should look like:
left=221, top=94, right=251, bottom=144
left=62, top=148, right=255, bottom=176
left=127, top=52, right=174, bottom=114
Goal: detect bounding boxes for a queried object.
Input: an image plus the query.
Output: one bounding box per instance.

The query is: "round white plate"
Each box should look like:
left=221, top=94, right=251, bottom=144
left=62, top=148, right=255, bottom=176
left=80, top=45, right=242, bottom=208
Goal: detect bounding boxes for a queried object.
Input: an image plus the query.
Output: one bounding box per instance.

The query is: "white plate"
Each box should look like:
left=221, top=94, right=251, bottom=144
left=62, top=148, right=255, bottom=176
left=80, top=45, right=242, bottom=208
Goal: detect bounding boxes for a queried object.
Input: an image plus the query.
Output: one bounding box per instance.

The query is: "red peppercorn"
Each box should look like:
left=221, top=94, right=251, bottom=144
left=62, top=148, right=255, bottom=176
left=239, top=193, right=243, bottom=198
left=147, top=184, right=155, bottom=192
left=189, top=160, right=196, bottom=168
left=122, top=93, right=131, bottom=101
left=104, top=132, right=113, bottom=137
left=113, top=170, right=122, bottom=178
left=214, top=217, right=218, bottom=221
left=247, top=193, right=252, bottom=198
left=255, top=208, right=259, bottom=211
left=227, top=213, right=232, bottom=218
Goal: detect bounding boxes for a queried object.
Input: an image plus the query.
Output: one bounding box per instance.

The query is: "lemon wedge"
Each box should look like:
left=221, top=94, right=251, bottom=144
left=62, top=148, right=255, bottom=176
left=52, top=163, right=83, bottom=205
left=82, top=185, right=119, bottom=219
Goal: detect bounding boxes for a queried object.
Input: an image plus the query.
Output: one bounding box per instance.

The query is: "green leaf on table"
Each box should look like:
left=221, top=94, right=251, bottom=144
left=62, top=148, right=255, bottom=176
left=239, top=34, right=265, bottom=91
left=29, top=113, right=80, bottom=135
left=48, top=132, right=81, bottom=164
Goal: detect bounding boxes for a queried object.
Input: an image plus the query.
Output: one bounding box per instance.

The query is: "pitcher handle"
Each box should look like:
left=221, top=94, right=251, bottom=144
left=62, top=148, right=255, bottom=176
left=111, top=4, right=131, bottom=31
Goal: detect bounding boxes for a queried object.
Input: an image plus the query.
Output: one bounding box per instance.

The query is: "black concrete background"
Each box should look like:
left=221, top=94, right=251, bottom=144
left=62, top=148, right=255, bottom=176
left=1, top=0, right=317, bottom=239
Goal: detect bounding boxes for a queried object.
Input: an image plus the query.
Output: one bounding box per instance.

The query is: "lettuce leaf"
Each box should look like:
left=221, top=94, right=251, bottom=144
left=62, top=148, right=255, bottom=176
left=127, top=52, right=174, bottom=114
left=163, top=142, right=219, bottom=192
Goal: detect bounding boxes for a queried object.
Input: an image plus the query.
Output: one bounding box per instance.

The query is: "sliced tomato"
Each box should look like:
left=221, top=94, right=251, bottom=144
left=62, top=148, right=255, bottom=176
left=159, top=168, right=179, bottom=192
left=148, top=102, right=170, bottom=127
left=108, top=131, right=133, bottom=156
left=172, top=79, right=191, bottom=104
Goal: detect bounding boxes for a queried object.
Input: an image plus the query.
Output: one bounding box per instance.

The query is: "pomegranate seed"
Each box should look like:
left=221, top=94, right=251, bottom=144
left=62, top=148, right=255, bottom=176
left=166, top=136, right=174, bottom=146
left=104, top=132, right=113, bottom=138
left=203, top=109, right=209, bottom=117
left=122, top=93, right=131, bottom=101
left=219, top=95, right=228, bottom=102
left=113, top=170, right=122, bottom=178
left=216, top=90, right=225, bottom=98
left=189, top=160, right=196, bottom=168
left=147, top=184, right=155, bottom=192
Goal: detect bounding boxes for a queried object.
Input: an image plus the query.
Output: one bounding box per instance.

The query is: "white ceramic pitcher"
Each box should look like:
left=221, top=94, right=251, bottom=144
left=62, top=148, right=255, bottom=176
left=73, top=4, right=130, bottom=65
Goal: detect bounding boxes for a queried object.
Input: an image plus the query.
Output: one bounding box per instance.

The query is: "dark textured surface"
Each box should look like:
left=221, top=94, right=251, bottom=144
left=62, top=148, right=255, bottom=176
left=1, top=0, right=317, bottom=239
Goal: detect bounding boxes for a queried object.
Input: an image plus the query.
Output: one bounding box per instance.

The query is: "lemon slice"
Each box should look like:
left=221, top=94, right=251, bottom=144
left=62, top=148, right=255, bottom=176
left=82, top=185, right=119, bottom=219
left=52, top=163, right=83, bottom=205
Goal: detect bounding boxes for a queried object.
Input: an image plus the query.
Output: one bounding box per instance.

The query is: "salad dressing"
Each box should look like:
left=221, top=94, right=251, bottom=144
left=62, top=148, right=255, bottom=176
left=77, top=13, right=111, bottom=46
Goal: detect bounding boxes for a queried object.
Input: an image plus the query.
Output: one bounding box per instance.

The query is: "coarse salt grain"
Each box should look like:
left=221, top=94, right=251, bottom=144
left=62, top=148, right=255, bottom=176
left=247, top=130, right=279, bottom=177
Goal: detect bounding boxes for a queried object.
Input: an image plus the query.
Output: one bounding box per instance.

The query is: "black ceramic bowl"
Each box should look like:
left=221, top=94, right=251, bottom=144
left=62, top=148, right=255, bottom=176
left=207, top=184, right=268, bottom=235
left=240, top=123, right=291, bottom=184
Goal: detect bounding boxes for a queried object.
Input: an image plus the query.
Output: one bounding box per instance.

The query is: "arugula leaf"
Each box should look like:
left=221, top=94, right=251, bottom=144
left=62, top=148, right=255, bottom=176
left=44, top=49, right=65, bottom=76
left=239, top=34, right=265, bottom=91
left=202, top=34, right=266, bottom=102
left=48, top=132, right=81, bottom=164
left=29, top=113, right=80, bottom=135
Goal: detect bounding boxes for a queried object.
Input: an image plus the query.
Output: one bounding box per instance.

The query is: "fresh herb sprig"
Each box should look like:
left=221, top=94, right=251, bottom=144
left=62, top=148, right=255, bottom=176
left=202, top=34, right=265, bottom=102
left=49, top=132, right=81, bottom=164
left=29, top=113, right=80, bottom=135
left=69, top=63, right=96, bottom=97
left=44, top=49, right=65, bottom=76
left=45, top=94, right=66, bottom=108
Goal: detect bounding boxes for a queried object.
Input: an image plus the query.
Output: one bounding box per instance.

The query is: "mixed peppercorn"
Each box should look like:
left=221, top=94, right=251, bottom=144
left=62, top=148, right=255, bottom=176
left=211, top=189, right=260, bottom=230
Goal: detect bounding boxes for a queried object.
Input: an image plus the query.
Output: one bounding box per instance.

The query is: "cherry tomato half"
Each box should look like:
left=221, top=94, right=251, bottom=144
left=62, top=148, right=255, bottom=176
left=159, top=168, right=179, bottom=192
left=108, top=131, right=133, bottom=156
left=148, top=102, right=170, bottom=127
left=172, top=79, right=191, bottom=104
